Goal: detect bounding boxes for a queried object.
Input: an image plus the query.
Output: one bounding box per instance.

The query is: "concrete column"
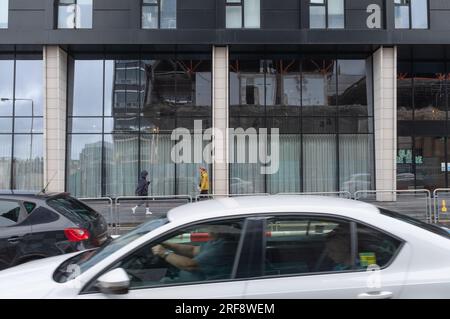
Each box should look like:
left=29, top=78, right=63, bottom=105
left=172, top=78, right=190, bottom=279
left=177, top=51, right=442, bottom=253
left=43, top=46, right=67, bottom=193
left=373, top=46, right=397, bottom=201
left=212, top=46, right=229, bottom=195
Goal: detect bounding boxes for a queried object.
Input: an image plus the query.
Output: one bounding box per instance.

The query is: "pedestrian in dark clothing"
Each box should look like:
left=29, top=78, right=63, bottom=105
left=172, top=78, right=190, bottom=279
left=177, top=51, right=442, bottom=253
left=132, top=170, right=152, bottom=215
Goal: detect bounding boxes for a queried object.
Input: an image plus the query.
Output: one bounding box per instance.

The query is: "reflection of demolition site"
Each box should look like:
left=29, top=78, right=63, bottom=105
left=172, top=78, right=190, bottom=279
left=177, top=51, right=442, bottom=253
left=111, top=60, right=212, bottom=133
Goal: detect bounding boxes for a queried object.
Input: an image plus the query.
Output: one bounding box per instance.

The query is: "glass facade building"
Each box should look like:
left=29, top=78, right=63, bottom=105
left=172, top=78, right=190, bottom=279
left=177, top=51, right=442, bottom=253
left=0, top=53, right=44, bottom=191
left=67, top=55, right=212, bottom=198
left=229, top=57, right=374, bottom=194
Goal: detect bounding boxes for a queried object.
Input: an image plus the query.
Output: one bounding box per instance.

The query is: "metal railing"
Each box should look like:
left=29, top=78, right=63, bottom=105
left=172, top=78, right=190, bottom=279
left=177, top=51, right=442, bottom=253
left=354, top=189, right=432, bottom=223
left=277, top=191, right=353, bottom=199
left=195, top=193, right=270, bottom=201
left=432, top=189, right=450, bottom=224
left=114, top=195, right=193, bottom=233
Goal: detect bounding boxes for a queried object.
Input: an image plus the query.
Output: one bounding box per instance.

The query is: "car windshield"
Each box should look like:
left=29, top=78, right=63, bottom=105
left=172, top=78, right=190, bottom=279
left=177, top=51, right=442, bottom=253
left=53, top=217, right=169, bottom=283
left=380, top=208, right=450, bottom=239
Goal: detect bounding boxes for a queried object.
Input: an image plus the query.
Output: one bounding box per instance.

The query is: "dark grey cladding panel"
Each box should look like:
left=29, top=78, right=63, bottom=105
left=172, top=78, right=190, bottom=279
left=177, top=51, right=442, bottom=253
left=178, top=0, right=216, bottom=10
left=93, top=0, right=131, bottom=10
left=430, top=0, right=450, bottom=10
left=262, top=11, right=299, bottom=29
left=92, top=10, right=130, bottom=29
left=8, top=10, right=46, bottom=30
left=9, top=0, right=46, bottom=10
left=178, top=10, right=216, bottom=29
left=346, top=0, right=384, bottom=10
left=430, top=11, right=450, bottom=30
left=262, top=0, right=299, bottom=10
left=346, top=9, right=384, bottom=30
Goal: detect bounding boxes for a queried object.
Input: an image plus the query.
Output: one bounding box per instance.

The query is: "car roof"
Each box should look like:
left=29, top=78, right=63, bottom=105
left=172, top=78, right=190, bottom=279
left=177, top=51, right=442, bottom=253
left=167, top=195, right=380, bottom=223
left=0, top=191, right=69, bottom=201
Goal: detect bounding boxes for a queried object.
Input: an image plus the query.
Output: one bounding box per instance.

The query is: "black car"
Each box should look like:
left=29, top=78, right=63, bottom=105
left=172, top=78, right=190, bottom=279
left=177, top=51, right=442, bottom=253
left=0, top=192, right=110, bottom=271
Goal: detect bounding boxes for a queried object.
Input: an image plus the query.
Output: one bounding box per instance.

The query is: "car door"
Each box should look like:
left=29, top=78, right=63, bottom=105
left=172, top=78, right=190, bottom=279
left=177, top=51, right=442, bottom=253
left=80, top=217, right=251, bottom=299
left=0, top=199, right=32, bottom=270
left=242, top=215, right=410, bottom=299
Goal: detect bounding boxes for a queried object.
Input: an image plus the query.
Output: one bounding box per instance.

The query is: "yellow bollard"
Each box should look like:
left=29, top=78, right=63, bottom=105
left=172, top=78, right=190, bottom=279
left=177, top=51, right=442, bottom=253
left=442, top=200, right=448, bottom=213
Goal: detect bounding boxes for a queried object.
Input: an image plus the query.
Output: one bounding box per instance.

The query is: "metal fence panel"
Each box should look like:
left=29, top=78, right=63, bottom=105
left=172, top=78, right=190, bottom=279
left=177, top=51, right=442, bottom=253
left=195, top=193, right=270, bottom=201
left=114, top=195, right=193, bottom=234
left=277, top=192, right=352, bottom=199
left=354, top=190, right=431, bottom=223
left=433, top=189, right=450, bottom=224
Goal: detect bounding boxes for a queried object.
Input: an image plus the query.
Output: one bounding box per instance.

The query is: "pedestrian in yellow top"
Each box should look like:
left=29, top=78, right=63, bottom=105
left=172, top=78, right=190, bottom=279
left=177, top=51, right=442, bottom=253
left=199, top=167, right=209, bottom=197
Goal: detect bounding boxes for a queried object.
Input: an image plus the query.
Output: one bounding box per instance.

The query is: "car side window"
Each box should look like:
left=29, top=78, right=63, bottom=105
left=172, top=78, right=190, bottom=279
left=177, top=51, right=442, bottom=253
left=263, top=217, right=353, bottom=277
left=0, top=200, right=22, bottom=227
left=103, top=219, right=245, bottom=291
left=356, top=223, right=402, bottom=269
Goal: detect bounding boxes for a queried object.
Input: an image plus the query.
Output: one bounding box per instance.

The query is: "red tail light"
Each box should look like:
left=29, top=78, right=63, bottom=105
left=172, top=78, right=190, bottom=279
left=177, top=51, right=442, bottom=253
left=64, top=228, right=90, bottom=242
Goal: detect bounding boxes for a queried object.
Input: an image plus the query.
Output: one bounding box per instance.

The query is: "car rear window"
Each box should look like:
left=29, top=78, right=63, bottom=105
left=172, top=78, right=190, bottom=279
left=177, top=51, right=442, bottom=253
left=380, top=208, right=450, bottom=239
left=47, top=196, right=97, bottom=223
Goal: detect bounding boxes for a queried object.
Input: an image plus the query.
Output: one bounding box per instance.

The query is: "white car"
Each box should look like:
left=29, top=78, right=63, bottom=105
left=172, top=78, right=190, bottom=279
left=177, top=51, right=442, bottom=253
left=1, top=195, right=450, bottom=299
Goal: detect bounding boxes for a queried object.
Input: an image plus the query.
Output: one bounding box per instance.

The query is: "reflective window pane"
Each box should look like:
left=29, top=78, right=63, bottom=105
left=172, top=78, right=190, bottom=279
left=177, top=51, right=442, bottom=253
left=13, top=135, right=43, bottom=191
left=339, top=134, right=374, bottom=193
left=15, top=60, right=43, bottom=116
left=76, top=0, right=93, bottom=29
left=0, top=118, right=11, bottom=133
left=415, top=136, right=446, bottom=190
left=303, top=134, right=337, bottom=192
left=70, top=118, right=103, bottom=133
left=310, top=6, right=326, bottom=29
left=104, top=134, right=139, bottom=197
left=72, top=60, right=104, bottom=116
left=0, top=60, right=13, bottom=116
left=226, top=6, right=242, bottom=28
left=397, top=62, right=413, bottom=121
left=267, top=135, right=301, bottom=194
left=302, top=59, right=337, bottom=116
left=68, top=134, right=103, bottom=197
left=161, top=0, right=176, bottom=29
left=14, top=118, right=43, bottom=134
left=395, top=6, right=410, bottom=29
left=397, top=136, right=415, bottom=190
left=328, top=0, right=344, bottom=29
left=142, top=5, right=158, bottom=29
left=244, top=0, right=260, bottom=28
left=0, top=135, right=11, bottom=189
left=413, top=62, right=446, bottom=121
left=0, top=0, right=8, bottom=29
left=411, top=0, right=428, bottom=29
left=337, top=60, right=369, bottom=116
left=140, top=134, right=175, bottom=196
left=58, top=4, right=76, bottom=28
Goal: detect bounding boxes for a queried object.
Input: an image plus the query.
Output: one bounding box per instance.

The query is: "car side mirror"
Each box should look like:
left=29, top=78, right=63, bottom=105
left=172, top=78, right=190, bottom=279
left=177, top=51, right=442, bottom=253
left=96, top=268, right=130, bottom=295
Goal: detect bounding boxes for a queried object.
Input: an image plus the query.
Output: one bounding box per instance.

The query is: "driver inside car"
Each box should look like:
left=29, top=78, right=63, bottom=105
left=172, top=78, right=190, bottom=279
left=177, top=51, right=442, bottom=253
left=151, top=225, right=240, bottom=283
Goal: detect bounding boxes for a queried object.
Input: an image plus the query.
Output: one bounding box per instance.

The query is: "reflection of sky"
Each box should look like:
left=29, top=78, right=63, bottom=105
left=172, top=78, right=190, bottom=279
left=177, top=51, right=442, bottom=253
left=13, top=135, right=43, bottom=159
left=15, top=60, right=43, bottom=116
left=73, top=60, right=103, bottom=116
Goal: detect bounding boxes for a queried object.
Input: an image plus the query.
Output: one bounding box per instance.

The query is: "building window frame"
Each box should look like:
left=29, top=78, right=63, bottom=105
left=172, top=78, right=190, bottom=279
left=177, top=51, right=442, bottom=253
left=142, top=0, right=177, bottom=29
left=226, top=0, right=261, bottom=29
left=394, top=0, right=429, bottom=29
left=309, top=0, right=345, bottom=29
left=56, top=0, right=93, bottom=29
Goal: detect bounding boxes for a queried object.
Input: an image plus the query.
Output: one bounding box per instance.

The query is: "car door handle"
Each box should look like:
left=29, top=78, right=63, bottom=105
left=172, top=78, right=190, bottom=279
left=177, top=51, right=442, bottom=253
left=7, top=236, right=21, bottom=244
left=357, top=291, right=393, bottom=299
